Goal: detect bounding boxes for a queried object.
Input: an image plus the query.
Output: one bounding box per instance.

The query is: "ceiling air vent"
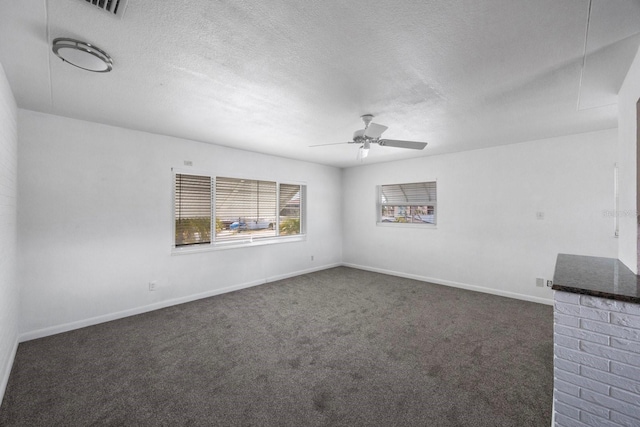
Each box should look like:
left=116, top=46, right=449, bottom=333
left=83, top=0, right=128, bottom=19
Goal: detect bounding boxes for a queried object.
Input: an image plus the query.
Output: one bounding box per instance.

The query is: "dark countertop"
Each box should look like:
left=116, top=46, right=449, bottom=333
left=552, top=254, right=640, bottom=304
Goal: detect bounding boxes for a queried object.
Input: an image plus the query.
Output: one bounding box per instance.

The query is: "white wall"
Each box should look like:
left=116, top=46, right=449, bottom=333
left=617, top=45, right=640, bottom=273
left=18, top=110, right=342, bottom=339
left=0, top=63, right=18, bottom=401
left=342, top=129, right=618, bottom=304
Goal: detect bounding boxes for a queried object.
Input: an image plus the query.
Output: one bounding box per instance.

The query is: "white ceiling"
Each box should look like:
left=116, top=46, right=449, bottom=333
left=1, top=0, right=639, bottom=168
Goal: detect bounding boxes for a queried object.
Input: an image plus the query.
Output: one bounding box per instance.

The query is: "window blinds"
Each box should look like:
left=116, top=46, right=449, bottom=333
left=175, top=174, right=212, bottom=246
left=215, top=177, right=277, bottom=222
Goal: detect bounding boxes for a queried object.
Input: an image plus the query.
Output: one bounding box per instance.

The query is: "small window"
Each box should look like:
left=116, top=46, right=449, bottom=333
left=175, top=174, right=212, bottom=246
left=378, top=181, right=436, bottom=225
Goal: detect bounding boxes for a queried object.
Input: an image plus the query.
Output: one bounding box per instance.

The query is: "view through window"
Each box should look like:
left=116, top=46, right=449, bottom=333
left=379, top=181, right=437, bottom=225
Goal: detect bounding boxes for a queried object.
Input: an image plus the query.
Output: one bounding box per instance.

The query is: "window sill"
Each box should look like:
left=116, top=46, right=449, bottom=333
left=172, top=234, right=307, bottom=254
left=376, top=222, right=437, bottom=229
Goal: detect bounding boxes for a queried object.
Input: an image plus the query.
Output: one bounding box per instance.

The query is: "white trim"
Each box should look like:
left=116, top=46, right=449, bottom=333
left=341, top=262, right=554, bottom=306
left=19, top=263, right=341, bottom=342
left=265, top=263, right=340, bottom=283
left=376, top=222, right=437, bottom=229
left=0, top=337, right=19, bottom=405
left=613, top=162, right=619, bottom=238
left=18, top=261, right=552, bottom=342
left=172, top=234, right=307, bottom=254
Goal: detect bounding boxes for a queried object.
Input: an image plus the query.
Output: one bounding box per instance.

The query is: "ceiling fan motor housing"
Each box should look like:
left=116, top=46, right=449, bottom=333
left=360, top=114, right=374, bottom=127
left=353, top=129, right=366, bottom=142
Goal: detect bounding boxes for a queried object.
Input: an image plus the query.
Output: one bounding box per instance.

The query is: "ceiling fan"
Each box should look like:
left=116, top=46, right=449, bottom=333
left=310, top=114, right=428, bottom=160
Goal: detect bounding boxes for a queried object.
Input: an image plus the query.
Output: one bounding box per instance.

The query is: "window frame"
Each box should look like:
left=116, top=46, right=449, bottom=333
left=172, top=169, right=306, bottom=253
left=377, top=181, right=437, bottom=228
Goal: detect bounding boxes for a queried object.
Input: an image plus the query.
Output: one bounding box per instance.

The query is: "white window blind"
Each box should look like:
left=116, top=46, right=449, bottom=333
left=379, top=181, right=436, bottom=225
left=175, top=174, right=212, bottom=246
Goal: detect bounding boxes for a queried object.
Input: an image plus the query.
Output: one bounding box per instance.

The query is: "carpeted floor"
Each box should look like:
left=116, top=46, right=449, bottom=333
left=0, top=267, right=553, bottom=426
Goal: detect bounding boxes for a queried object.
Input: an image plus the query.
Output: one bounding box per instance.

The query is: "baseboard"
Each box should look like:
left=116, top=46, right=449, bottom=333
left=19, top=261, right=547, bottom=342
left=341, top=263, right=554, bottom=306
left=266, top=262, right=341, bottom=283
left=0, top=336, right=18, bottom=406
left=20, top=262, right=342, bottom=342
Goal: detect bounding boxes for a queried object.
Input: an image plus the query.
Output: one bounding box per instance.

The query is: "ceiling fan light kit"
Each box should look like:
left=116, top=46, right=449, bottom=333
left=51, top=38, right=113, bottom=72
left=311, top=114, right=428, bottom=160
left=360, top=140, right=371, bottom=160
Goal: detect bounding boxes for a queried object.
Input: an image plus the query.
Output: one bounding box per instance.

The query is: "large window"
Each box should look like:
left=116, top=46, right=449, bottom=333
left=378, top=181, right=436, bottom=225
left=174, top=173, right=305, bottom=248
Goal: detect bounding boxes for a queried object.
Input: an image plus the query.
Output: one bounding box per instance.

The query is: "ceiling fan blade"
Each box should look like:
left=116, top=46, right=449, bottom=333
left=378, top=139, right=428, bottom=150
left=364, top=123, right=388, bottom=139
left=309, top=142, right=351, bottom=147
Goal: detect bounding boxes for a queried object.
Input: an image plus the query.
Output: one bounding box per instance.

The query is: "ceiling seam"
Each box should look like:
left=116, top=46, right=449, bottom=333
left=45, top=0, right=54, bottom=109
left=576, top=0, right=592, bottom=111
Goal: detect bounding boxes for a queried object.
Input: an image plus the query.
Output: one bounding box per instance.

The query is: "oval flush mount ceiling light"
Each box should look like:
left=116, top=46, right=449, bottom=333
left=51, top=38, right=113, bottom=72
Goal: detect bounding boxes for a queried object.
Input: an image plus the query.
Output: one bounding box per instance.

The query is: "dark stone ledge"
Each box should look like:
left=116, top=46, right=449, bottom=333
left=552, top=254, right=640, bottom=304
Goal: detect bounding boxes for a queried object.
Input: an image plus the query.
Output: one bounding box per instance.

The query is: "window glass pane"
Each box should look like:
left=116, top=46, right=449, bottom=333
left=215, top=177, right=277, bottom=241
left=279, top=183, right=301, bottom=235
left=175, top=174, right=211, bottom=246
left=379, top=182, right=436, bottom=225
left=410, top=206, right=435, bottom=223
left=380, top=182, right=436, bottom=204
left=381, top=205, right=396, bottom=221
left=397, top=206, right=410, bottom=222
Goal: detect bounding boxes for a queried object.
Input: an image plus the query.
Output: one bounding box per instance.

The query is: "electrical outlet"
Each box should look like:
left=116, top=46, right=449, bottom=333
left=547, top=280, right=553, bottom=287
left=149, top=281, right=157, bottom=291
left=536, top=278, right=544, bottom=287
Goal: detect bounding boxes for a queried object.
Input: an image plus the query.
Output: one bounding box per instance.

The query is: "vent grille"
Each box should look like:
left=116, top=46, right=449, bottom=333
left=83, top=0, right=128, bottom=18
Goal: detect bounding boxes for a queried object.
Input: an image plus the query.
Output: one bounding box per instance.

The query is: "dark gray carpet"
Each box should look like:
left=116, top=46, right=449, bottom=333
left=0, top=267, right=553, bottom=426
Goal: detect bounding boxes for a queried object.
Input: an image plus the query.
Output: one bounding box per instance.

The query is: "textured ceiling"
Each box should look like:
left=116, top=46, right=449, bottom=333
left=1, top=0, right=639, bottom=168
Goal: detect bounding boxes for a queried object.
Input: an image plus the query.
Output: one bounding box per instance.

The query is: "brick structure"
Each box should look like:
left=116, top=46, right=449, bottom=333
left=553, top=291, right=640, bottom=426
